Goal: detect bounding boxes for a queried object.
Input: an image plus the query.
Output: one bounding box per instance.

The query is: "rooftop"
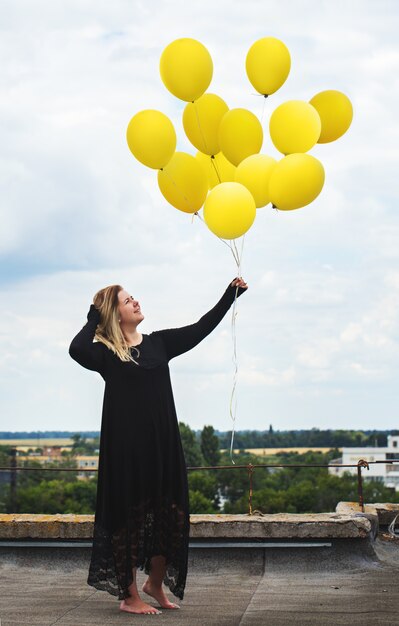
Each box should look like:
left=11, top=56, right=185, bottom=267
left=1, top=503, right=399, bottom=625
left=1, top=534, right=398, bottom=625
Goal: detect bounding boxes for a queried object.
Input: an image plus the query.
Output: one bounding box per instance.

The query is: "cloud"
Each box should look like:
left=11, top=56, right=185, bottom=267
left=1, top=0, right=398, bottom=431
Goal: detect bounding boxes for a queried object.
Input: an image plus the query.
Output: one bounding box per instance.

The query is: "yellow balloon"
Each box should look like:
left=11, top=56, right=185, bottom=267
left=126, top=110, right=176, bottom=169
left=246, top=37, right=291, bottom=96
left=195, top=151, right=236, bottom=188
left=159, top=38, right=213, bottom=102
left=309, top=90, right=353, bottom=143
left=157, top=152, right=208, bottom=213
left=183, top=94, right=229, bottom=155
left=219, top=108, right=263, bottom=166
left=235, top=154, right=277, bottom=208
left=269, top=100, right=321, bottom=154
left=203, top=182, right=256, bottom=239
left=269, top=153, right=325, bottom=211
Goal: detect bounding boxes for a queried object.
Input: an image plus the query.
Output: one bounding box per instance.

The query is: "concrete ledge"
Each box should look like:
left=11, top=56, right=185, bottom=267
left=336, top=501, right=377, bottom=516
left=0, top=514, right=93, bottom=539
left=374, top=502, right=399, bottom=526
left=0, top=512, right=371, bottom=541
left=190, top=513, right=371, bottom=539
left=336, top=501, right=399, bottom=526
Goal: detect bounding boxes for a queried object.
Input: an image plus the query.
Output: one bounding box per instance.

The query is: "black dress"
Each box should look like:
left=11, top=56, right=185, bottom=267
left=68, top=279, right=246, bottom=601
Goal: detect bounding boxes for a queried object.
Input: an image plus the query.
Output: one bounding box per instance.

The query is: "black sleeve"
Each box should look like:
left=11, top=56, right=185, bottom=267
left=152, top=279, right=247, bottom=361
left=68, top=305, right=105, bottom=374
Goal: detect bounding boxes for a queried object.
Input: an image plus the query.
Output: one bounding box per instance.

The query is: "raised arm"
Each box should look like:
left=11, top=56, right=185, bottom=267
left=153, top=278, right=248, bottom=361
left=69, top=305, right=105, bottom=374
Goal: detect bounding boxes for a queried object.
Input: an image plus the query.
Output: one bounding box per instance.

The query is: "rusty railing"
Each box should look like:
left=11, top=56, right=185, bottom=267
left=1, top=447, right=398, bottom=514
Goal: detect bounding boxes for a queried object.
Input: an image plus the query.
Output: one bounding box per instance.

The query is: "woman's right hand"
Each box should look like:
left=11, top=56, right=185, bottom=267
left=87, top=304, right=101, bottom=323
left=230, top=277, right=248, bottom=290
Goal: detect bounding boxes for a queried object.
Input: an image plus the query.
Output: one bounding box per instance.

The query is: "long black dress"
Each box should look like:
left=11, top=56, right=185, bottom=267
left=68, top=279, right=245, bottom=601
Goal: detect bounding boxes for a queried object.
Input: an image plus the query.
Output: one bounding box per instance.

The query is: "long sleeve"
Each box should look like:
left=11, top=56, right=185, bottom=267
left=69, top=305, right=105, bottom=374
left=152, top=279, right=247, bottom=361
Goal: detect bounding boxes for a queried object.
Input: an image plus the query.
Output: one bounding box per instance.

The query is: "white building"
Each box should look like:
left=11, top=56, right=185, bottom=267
left=76, top=455, right=98, bottom=480
left=328, top=435, right=399, bottom=491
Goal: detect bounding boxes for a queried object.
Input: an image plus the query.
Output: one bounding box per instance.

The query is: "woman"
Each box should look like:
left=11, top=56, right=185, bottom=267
left=69, top=276, right=248, bottom=615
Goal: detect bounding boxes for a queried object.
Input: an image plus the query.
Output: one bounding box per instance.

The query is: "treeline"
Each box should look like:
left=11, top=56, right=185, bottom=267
left=0, top=431, right=100, bottom=439
left=215, top=428, right=398, bottom=449
left=2, top=428, right=398, bottom=448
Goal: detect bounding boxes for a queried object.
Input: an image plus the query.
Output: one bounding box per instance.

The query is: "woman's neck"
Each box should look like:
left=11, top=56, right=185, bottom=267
left=121, top=324, right=142, bottom=346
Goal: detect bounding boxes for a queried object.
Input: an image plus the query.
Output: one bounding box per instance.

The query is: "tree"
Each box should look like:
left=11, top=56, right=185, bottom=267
left=70, top=433, right=99, bottom=455
left=215, top=451, right=266, bottom=504
left=178, top=422, right=204, bottom=467
left=12, top=478, right=98, bottom=514
left=188, top=470, right=220, bottom=509
left=200, top=425, right=220, bottom=466
left=71, top=433, right=85, bottom=448
left=189, top=490, right=216, bottom=514
left=17, top=458, right=78, bottom=488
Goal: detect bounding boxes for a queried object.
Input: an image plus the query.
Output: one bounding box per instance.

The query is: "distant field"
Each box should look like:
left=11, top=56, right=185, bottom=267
left=0, top=438, right=96, bottom=447
left=221, top=447, right=340, bottom=455
left=0, top=441, right=339, bottom=454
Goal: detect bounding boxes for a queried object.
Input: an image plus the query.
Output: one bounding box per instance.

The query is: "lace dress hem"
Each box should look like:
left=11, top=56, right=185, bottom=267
left=87, top=496, right=189, bottom=601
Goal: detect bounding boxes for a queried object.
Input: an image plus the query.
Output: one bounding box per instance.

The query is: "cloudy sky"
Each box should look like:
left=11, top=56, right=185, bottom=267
left=1, top=0, right=398, bottom=435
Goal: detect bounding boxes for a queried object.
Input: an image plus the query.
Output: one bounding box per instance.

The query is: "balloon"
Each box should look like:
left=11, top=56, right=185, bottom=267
left=195, top=151, right=236, bottom=188
left=309, top=90, right=353, bottom=143
left=126, top=110, right=176, bottom=169
left=159, top=38, right=213, bottom=102
left=183, top=93, right=229, bottom=155
left=269, top=153, right=325, bottom=211
left=219, top=108, right=263, bottom=166
left=269, top=100, right=321, bottom=154
left=157, top=152, right=208, bottom=213
left=246, top=37, right=291, bottom=96
left=203, top=182, right=256, bottom=239
left=235, top=154, right=277, bottom=208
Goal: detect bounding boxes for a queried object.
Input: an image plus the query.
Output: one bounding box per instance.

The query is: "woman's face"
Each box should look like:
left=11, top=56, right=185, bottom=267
left=117, top=289, right=145, bottom=325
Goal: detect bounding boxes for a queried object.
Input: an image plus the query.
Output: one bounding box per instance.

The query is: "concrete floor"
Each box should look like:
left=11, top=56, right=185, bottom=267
left=0, top=535, right=398, bottom=626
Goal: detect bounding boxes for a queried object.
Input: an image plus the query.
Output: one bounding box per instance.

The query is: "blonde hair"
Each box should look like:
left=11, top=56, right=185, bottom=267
left=93, top=284, right=140, bottom=364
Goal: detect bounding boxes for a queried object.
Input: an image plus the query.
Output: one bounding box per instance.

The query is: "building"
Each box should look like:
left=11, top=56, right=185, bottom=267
left=76, top=455, right=98, bottom=480
left=328, top=435, right=399, bottom=491
left=15, top=449, right=99, bottom=480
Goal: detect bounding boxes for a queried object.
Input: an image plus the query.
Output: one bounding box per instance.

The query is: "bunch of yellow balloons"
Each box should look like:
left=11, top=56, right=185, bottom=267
left=126, top=37, right=353, bottom=240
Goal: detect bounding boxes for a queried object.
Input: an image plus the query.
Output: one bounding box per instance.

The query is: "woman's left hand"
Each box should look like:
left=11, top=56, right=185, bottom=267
left=231, top=277, right=248, bottom=290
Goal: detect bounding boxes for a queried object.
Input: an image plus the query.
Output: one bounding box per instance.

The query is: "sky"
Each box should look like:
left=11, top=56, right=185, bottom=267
left=1, top=0, right=399, bottom=434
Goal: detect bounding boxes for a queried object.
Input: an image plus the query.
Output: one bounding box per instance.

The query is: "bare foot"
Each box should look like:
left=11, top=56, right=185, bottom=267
left=142, top=580, right=180, bottom=609
left=120, top=597, right=162, bottom=615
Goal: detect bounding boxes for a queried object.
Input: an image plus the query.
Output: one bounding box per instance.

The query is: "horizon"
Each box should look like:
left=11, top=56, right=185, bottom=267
left=1, top=427, right=397, bottom=437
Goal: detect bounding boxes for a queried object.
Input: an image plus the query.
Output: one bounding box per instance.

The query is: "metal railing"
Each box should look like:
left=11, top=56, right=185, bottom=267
left=189, top=458, right=399, bottom=514
left=1, top=447, right=398, bottom=514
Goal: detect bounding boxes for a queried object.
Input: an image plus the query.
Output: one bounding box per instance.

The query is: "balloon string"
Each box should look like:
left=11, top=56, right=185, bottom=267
left=250, top=92, right=268, bottom=126
left=193, top=211, right=245, bottom=465
left=260, top=95, right=267, bottom=126
left=210, top=156, right=222, bottom=184
left=193, top=101, right=222, bottom=185
left=163, top=177, right=244, bottom=463
left=193, top=211, right=240, bottom=265
left=193, top=101, right=210, bottom=155
left=160, top=168, right=194, bottom=212
left=228, top=233, right=245, bottom=465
